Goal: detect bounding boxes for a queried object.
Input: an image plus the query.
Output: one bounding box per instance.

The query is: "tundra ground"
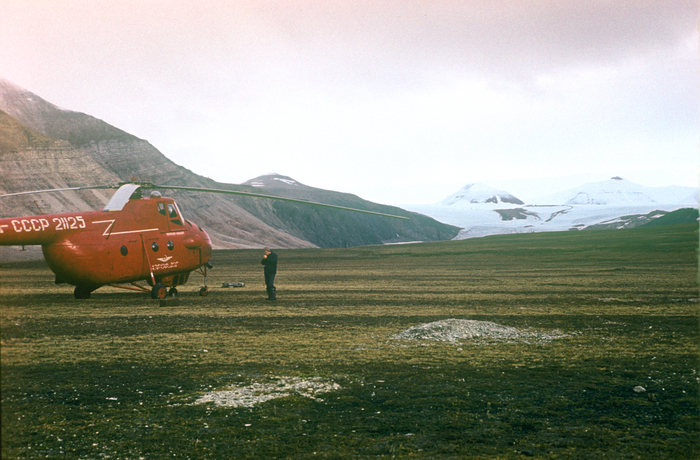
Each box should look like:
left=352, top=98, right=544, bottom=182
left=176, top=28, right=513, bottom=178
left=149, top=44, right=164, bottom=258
left=2, top=224, right=698, bottom=459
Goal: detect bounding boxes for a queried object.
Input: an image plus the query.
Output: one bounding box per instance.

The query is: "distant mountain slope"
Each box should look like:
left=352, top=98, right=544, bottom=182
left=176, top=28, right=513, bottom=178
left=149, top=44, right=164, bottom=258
left=239, top=174, right=458, bottom=247
left=0, top=78, right=459, bottom=249
left=640, top=208, right=699, bottom=227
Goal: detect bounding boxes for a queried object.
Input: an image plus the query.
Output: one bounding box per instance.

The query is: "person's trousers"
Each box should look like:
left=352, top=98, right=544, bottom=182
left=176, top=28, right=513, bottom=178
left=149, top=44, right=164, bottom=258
left=265, top=273, right=276, bottom=299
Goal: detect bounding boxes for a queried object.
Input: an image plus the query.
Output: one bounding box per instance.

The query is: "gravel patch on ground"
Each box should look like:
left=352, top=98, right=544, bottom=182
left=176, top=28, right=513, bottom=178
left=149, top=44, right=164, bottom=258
left=392, top=319, right=571, bottom=345
left=193, top=377, right=342, bottom=408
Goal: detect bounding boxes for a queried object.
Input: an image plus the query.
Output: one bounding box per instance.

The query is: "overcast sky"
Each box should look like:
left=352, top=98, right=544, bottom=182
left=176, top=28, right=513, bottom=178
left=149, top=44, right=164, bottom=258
left=1, top=0, right=697, bottom=204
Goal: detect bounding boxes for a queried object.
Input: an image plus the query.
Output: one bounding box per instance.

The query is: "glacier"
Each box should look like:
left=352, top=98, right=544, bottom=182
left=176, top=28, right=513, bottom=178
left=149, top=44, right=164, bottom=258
left=403, top=177, right=698, bottom=240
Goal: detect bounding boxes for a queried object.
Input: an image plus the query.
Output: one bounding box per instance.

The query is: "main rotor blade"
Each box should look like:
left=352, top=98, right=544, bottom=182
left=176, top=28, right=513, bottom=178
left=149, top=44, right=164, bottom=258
left=147, top=184, right=410, bottom=220
left=0, top=185, right=115, bottom=198
left=1, top=182, right=409, bottom=220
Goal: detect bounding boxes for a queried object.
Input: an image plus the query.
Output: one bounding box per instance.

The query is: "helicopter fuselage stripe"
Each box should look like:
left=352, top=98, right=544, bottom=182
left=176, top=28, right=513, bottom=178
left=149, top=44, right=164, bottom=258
left=92, top=220, right=159, bottom=237
left=110, top=228, right=160, bottom=235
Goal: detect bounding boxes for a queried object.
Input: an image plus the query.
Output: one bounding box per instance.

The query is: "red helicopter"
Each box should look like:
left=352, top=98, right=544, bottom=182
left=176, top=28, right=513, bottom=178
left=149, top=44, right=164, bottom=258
left=0, top=182, right=406, bottom=299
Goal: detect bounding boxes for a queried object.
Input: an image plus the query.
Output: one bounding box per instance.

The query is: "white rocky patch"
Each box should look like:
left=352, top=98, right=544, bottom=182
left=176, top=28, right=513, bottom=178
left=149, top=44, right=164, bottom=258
left=392, top=319, right=570, bottom=345
left=193, top=377, right=341, bottom=408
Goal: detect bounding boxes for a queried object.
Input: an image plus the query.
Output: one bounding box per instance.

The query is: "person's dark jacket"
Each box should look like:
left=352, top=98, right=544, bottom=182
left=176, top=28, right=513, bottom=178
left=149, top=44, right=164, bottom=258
left=261, top=252, right=277, bottom=275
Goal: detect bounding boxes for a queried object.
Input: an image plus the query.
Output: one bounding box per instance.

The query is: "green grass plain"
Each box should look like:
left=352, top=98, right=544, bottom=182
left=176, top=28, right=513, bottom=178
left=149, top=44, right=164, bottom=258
left=1, top=224, right=698, bottom=459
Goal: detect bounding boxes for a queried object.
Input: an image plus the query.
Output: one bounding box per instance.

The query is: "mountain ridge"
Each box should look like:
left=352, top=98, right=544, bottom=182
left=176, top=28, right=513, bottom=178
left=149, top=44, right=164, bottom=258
left=0, top=78, right=139, bottom=146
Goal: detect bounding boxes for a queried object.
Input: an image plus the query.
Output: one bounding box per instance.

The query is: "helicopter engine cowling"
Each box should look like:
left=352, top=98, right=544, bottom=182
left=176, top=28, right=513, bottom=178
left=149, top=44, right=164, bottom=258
left=183, top=234, right=203, bottom=249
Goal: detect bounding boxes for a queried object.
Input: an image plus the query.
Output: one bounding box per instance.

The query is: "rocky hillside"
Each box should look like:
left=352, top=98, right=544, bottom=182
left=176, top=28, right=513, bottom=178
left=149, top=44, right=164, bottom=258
left=238, top=174, right=456, bottom=247
left=0, top=78, right=459, bottom=249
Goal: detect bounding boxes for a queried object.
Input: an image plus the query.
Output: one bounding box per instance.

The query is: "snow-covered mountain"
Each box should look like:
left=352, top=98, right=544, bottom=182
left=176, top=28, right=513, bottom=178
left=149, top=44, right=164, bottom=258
left=534, top=177, right=698, bottom=206
left=404, top=177, right=698, bottom=239
left=243, top=174, right=303, bottom=189
left=441, top=183, right=524, bottom=206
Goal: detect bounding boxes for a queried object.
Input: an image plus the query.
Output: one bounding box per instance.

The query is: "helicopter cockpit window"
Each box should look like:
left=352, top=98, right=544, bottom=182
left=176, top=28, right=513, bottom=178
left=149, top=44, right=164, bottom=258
left=167, top=203, right=183, bottom=226
left=158, top=203, right=167, bottom=216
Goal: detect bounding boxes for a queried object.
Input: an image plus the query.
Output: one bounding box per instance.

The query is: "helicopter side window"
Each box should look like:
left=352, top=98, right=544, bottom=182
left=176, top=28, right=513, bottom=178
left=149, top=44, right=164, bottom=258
left=158, top=203, right=167, bottom=216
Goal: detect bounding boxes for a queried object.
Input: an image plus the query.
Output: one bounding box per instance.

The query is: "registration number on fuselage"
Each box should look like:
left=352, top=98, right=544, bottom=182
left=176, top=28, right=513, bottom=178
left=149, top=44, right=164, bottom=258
left=2, top=216, right=87, bottom=233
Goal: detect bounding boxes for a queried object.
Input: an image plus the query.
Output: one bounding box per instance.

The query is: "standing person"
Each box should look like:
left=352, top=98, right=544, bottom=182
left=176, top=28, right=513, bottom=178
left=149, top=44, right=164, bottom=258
left=261, top=247, right=277, bottom=300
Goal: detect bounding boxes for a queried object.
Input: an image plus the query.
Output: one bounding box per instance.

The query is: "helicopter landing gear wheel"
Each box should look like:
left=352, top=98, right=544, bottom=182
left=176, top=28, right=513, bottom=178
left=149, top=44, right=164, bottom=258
left=199, top=286, right=209, bottom=296
left=74, top=286, right=92, bottom=299
left=151, top=283, right=167, bottom=299
left=168, top=287, right=178, bottom=298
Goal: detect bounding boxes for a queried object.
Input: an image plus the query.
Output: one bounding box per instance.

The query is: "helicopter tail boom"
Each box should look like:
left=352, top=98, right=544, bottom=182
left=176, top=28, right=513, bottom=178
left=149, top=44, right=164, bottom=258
left=0, top=213, right=88, bottom=246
